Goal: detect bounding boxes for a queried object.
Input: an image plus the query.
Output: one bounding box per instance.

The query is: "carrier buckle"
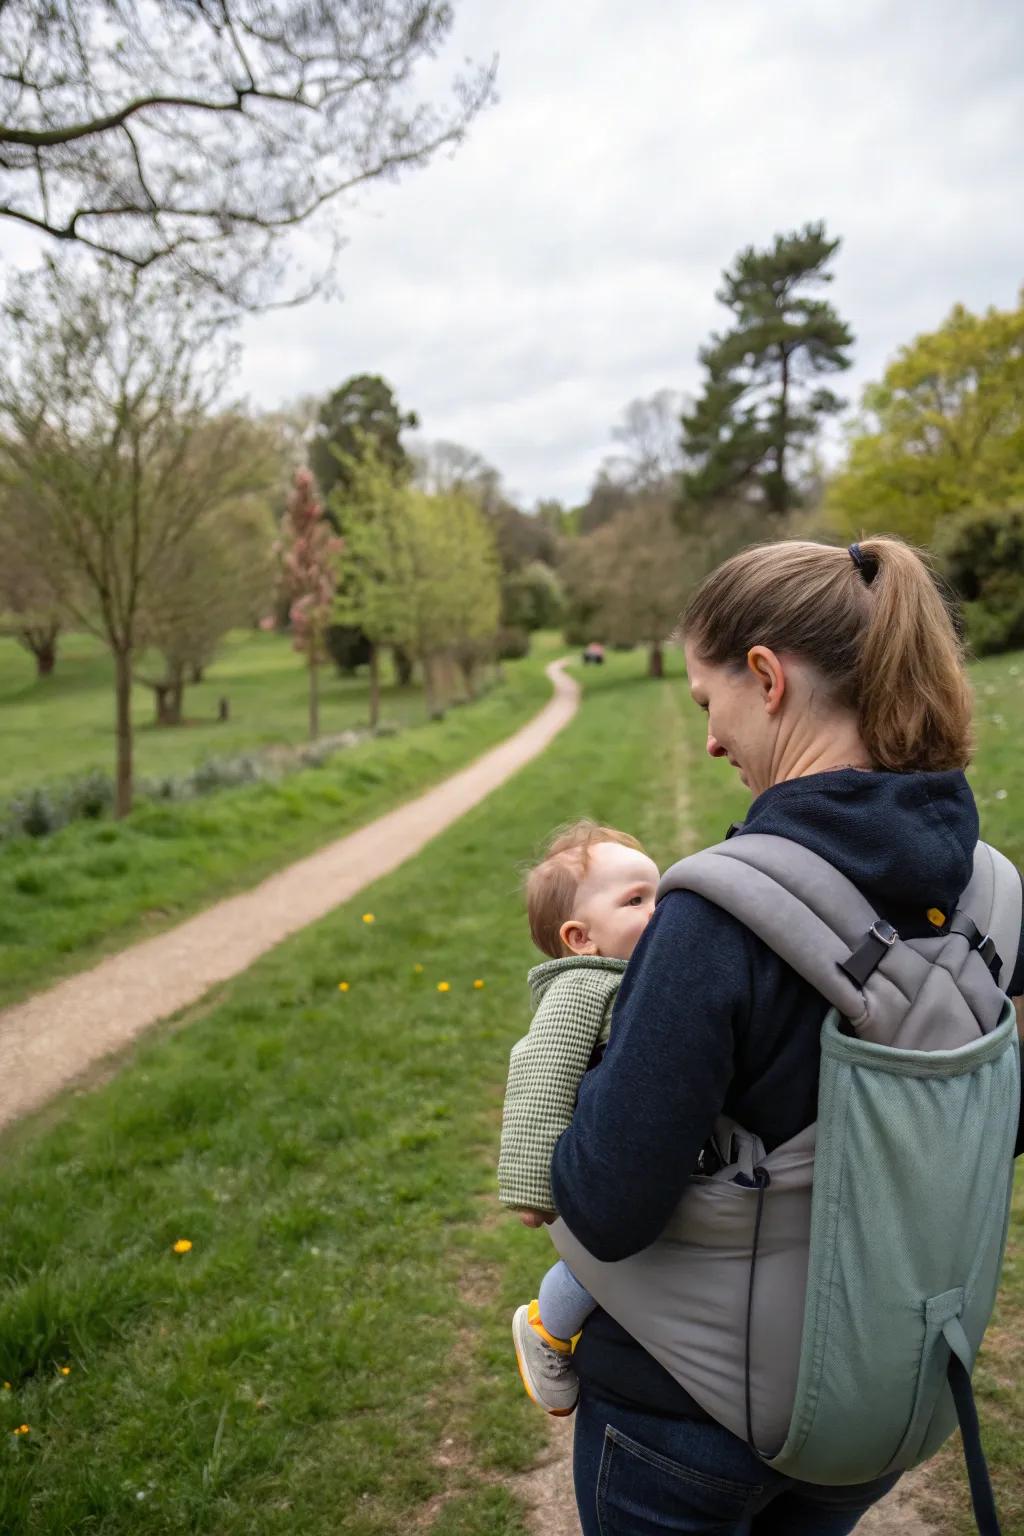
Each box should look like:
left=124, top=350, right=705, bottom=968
left=839, top=919, right=899, bottom=987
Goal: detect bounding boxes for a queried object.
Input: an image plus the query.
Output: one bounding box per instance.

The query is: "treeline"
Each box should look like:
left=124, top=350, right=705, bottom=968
left=0, top=266, right=537, bottom=817
left=556, top=221, right=1024, bottom=671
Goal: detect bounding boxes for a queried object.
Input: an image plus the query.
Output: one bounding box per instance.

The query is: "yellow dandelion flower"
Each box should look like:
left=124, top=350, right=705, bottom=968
left=362, top=912, right=375, bottom=925
left=172, top=1238, right=193, bottom=1255
left=13, top=1424, right=29, bottom=1435
left=60, top=1366, right=72, bottom=1377
left=413, top=963, right=424, bottom=973
left=2, top=1382, right=10, bottom=1391
left=338, top=981, right=350, bottom=992
left=473, top=979, right=485, bottom=990
left=437, top=981, right=450, bottom=993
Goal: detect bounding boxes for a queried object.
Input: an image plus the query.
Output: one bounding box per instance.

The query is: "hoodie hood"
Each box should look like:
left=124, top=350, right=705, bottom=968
left=732, top=767, right=979, bottom=934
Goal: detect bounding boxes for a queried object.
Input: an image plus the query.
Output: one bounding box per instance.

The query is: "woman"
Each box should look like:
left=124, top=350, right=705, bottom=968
left=550, top=536, right=1024, bottom=1535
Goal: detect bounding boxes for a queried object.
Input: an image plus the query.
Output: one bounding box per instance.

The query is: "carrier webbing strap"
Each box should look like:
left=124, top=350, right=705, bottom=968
left=948, top=912, right=1003, bottom=984
left=944, top=1316, right=1002, bottom=1536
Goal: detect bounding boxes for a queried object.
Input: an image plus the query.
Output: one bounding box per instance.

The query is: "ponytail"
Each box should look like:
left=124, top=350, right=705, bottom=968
left=852, top=538, right=973, bottom=771
left=681, top=536, right=973, bottom=773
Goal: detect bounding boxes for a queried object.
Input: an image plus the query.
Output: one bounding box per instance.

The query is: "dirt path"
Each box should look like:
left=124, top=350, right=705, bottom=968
left=0, top=659, right=579, bottom=1131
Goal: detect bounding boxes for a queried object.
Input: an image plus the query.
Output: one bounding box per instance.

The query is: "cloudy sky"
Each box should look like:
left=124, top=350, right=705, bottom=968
left=8, top=1, right=1022, bottom=506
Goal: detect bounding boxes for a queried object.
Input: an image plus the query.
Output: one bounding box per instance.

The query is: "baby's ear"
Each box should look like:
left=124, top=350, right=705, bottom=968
left=559, top=919, right=594, bottom=955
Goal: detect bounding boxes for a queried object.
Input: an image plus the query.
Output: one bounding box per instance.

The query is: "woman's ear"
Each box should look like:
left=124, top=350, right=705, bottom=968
left=559, top=919, right=595, bottom=955
left=746, top=646, right=786, bottom=715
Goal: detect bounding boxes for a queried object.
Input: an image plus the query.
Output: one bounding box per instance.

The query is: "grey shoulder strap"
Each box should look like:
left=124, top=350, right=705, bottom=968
left=957, top=842, right=1023, bottom=994
left=658, top=834, right=1022, bottom=1039
left=658, top=834, right=878, bottom=1025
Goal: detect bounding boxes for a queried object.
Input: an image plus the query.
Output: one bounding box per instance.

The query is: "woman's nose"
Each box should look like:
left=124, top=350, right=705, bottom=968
left=707, top=731, right=727, bottom=759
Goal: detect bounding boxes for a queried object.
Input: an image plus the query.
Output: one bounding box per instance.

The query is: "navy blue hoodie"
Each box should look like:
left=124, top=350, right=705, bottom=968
left=550, top=767, right=1024, bottom=1417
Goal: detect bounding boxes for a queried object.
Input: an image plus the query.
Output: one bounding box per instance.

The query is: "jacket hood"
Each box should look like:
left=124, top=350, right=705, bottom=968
left=528, top=954, right=627, bottom=1006
left=732, top=767, right=979, bottom=932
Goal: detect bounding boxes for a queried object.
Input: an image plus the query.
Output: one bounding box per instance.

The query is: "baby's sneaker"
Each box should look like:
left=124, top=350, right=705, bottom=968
left=512, top=1299, right=579, bottom=1416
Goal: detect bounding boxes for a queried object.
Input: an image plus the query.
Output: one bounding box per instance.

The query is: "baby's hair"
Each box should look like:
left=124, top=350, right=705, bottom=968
left=525, top=819, right=645, bottom=959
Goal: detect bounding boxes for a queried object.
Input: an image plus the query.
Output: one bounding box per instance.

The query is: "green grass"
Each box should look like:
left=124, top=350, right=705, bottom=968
left=0, top=639, right=560, bottom=1009
left=0, top=630, right=449, bottom=801
left=1, top=644, right=1021, bottom=1532
left=0, top=646, right=691, bottom=1534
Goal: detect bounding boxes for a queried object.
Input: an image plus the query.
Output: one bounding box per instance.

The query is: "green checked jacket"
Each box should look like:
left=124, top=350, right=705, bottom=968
left=497, top=954, right=627, bottom=1212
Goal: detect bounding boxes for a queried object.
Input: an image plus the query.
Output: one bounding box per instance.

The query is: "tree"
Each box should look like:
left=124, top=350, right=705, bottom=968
left=0, top=2, right=494, bottom=308
left=607, top=388, right=687, bottom=493
left=576, top=468, right=634, bottom=535
left=277, top=468, right=342, bottom=740
left=412, top=439, right=501, bottom=506
left=0, top=487, right=65, bottom=676
left=563, top=499, right=691, bottom=677
left=311, top=375, right=418, bottom=502
left=0, top=259, right=259, bottom=814
left=334, top=447, right=500, bottom=720
left=935, top=507, right=1024, bottom=657
left=503, top=560, right=564, bottom=632
left=137, top=495, right=277, bottom=724
left=682, top=222, right=853, bottom=514
left=827, top=296, right=1024, bottom=547
left=331, top=445, right=413, bottom=728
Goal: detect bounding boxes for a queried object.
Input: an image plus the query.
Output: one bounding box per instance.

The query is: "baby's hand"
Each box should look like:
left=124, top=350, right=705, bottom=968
left=517, top=1208, right=556, bottom=1228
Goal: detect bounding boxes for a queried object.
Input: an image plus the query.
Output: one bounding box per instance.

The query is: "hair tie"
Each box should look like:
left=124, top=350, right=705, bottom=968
left=848, top=542, right=879, bottom=585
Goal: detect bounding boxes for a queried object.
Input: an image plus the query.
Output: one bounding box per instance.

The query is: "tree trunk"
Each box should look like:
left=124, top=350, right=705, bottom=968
left=309, top=648, right=320, bottom=741
left=34, top=638, right=57, bottom=677
left=190, top=663, right=204, bottom=685
left=774, top=343, right=790, bottom=513
left=648, top=641, right=664, bottom=678
left=154, top=678, right=184, bottom=726
left=114, top=648, right=134, bottom=818
left=422, top=655, right=442, bottom=719
left=393, top=645, right=414, bottom=687
left=368, top=642, right=381, bottom=731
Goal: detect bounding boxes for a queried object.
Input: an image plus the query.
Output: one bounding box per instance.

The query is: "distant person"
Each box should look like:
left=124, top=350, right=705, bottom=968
left=581, top=642, right=605, bottom=665
left=497, top=821, right=660, bottom=1414
left=546, top=537, right=1024, bottom=1534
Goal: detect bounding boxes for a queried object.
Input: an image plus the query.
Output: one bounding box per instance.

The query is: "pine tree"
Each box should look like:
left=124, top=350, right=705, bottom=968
left=683, top=222, right=853, bottom=513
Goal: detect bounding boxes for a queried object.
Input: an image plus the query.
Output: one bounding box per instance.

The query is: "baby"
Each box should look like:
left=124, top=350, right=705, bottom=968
left=497, top=819, right=660, bottom=1415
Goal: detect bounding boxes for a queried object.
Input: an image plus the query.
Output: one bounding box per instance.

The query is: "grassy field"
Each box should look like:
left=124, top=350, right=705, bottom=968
left=0, top=647, right=693, bottom=1534
left=0, top=631, right=448, bottom=801
left=0, top=644, right=1021, bottom=1533
left=0, top=638, right=559, bottom=1010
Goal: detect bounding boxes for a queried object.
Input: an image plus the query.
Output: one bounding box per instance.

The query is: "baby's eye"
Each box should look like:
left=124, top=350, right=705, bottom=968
left=627, top=895, right=644, bottom=905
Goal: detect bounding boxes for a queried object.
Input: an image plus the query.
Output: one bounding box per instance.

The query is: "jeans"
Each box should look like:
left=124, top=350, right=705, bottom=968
left=573, top=1388, right=900, bottom=1535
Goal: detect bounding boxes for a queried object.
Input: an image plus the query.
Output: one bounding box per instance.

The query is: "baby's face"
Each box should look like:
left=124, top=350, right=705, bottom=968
left=562, top=842, right=660, bottom=962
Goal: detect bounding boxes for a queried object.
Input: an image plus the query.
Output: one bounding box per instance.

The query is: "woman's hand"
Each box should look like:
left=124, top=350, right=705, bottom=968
left=517, top=1208, right=556, bottom=1228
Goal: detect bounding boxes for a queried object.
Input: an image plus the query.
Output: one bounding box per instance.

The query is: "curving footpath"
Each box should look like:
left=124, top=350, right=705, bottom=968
left=0, top=659, right=579, bottom=1131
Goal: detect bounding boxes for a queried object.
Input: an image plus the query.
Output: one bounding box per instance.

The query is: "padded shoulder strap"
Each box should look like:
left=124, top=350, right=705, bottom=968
left=658, top=834, right=880, bottom=1023
left=957, top=842, right=1023, bottom=994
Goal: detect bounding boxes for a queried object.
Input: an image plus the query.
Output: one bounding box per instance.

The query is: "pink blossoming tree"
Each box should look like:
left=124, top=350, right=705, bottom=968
left=276, top=468, right=342, bottom=740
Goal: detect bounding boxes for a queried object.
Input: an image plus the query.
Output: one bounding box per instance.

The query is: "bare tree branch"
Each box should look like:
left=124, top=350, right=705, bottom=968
left=0, top=1, right=496, bottom=309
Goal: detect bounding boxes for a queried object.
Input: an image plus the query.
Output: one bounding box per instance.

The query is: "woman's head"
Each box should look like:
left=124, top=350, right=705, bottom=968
left=679, top=536, right=973, bottom=795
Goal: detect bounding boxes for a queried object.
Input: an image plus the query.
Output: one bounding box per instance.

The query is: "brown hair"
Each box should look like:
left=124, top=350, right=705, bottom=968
left=526, top=820, right=644, bottom=959
left=680, top=536, right=973, bottom=773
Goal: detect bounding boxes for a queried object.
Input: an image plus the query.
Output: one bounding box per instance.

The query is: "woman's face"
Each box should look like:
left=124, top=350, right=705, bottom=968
left=684, top=640, right=779, bottom=798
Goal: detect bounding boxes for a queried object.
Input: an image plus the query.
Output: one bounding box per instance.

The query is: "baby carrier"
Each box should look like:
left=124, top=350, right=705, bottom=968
left=551, top=834, right=1021, bottom=1535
